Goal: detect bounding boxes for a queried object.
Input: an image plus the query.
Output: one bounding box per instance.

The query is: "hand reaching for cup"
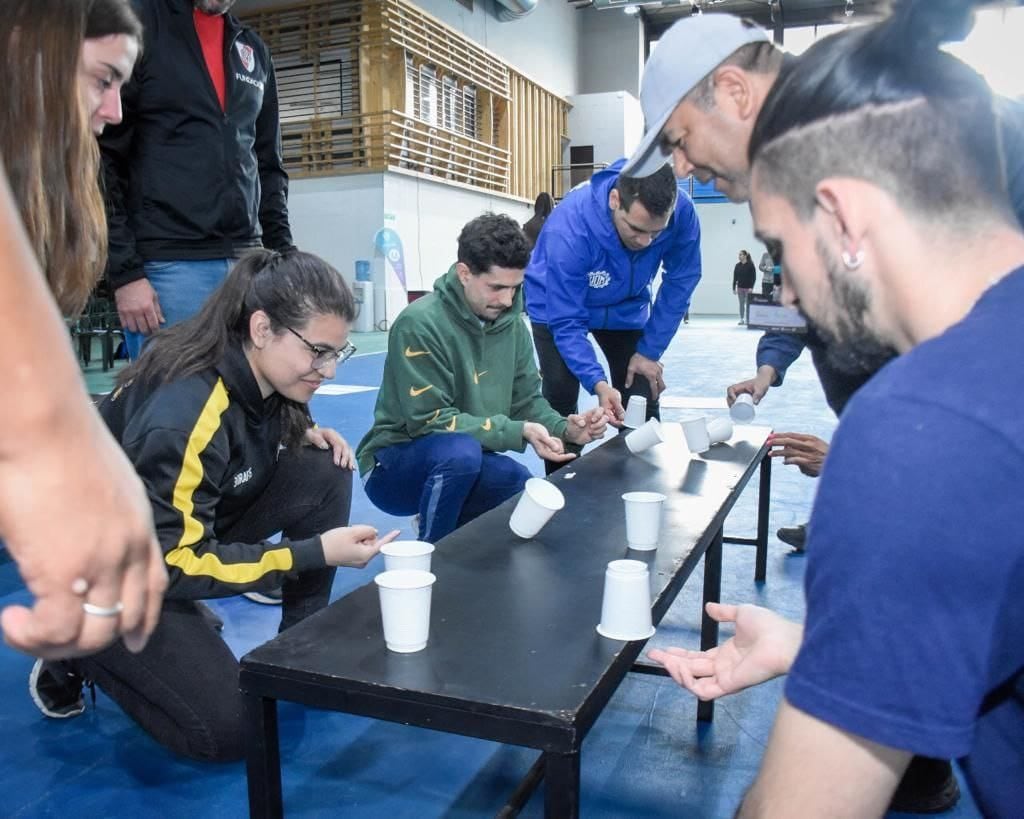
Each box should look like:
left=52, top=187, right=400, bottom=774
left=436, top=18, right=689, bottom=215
left=564, top=406, right=608, bottom=446
left=594, top=382, right=626, bottom=427
left=726, top=364, right=777, bottom=407
left=321, top=525, right=400, bottom=568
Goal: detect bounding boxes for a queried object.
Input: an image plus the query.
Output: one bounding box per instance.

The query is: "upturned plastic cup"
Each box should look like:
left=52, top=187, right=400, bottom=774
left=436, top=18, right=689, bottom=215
left=622, top=491, right=666, bottom=550
left=706, top=416, right=734, bottom=445
left=681, top=415, right=710, bottom=454
left=623, top=395, right=647, bottom=429
left=624, top=418, right=665, bottom=454
left=375, top=569, right=436, bottom=653
left=509, top=477, right=565, bottom=538
left=381, top=540, right=435, bottom=572
left=596, top=559, right=655, bottom=641
left=730, top=393, right=756, bottom=423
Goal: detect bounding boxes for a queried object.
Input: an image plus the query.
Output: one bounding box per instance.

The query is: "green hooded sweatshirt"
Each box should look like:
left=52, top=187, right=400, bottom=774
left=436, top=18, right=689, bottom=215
left=356, top=266, right=568, bottom=475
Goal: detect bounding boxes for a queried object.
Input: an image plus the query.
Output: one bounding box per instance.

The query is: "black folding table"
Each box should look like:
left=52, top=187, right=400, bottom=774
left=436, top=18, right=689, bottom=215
left=240, top=424, right=772, bottom=818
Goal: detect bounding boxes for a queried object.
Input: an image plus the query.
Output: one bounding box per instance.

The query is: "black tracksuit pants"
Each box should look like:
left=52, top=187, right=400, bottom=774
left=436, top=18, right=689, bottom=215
left=76, top=446, right=351, bottom=762
left=530, top=323, right=659, bottom=475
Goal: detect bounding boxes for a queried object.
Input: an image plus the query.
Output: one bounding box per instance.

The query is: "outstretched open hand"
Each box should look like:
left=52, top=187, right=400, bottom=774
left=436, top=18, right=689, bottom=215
left=647, top=602, right=803, bottom=701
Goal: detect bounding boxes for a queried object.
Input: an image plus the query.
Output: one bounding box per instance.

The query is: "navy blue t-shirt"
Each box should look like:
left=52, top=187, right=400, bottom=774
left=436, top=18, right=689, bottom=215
left=786, top=267, right=1024, bottom=817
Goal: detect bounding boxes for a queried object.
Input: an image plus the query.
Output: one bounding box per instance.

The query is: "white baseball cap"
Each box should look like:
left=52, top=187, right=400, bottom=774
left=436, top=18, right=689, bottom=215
left=621, top=15, right=770, bottom=178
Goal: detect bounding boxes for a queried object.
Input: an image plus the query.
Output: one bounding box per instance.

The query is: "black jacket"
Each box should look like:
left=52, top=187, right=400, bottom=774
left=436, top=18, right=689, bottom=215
left=99, top=345, right=326, bottom=600
left=101, top=0, right=293, bottom=289
left=733, top=259, right=756, bottom=289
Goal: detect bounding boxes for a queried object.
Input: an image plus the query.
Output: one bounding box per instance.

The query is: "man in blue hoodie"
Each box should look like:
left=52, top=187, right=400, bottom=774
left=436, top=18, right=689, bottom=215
left=524, top=160, right=701, bottom=471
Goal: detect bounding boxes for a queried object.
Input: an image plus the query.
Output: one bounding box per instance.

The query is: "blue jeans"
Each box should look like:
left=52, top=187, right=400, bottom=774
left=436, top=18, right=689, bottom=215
left=124, top=259, right=234, bottom=359
left=365, top=433, right=532, bottom=542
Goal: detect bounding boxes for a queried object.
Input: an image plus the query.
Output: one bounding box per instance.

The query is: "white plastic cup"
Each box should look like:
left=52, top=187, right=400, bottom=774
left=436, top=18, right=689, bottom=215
left=596, top=559, right=655, bottom=641
left=623, top=395, right=647, bottom=429
left=509, top=477, right=566, bottom=538
left=707, top=416, right=734, bottom=445
left=681, top=415, right=711, bottom=454
left=624, top=418, right=665, bottom=454
left=730, top=393, right=756, bottom=423
left=381, top=540, right=435, bottom=572
left=622, top=491, right=666, bottom=550
left=375, top=569, right=436, bottom=653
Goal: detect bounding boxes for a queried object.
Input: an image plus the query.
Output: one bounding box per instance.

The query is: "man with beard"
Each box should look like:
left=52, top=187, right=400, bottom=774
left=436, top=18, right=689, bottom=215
left=622, top=12, right=1024, bottom=554
left=648, top=2, right=1024, bottom=816
left=101, top=0, right=292, bottom=604
left=357, top=214, right=606, bottom=544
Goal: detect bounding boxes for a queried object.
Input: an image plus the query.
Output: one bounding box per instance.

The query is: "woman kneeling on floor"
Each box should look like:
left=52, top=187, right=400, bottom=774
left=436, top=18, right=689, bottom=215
left=30, top=249, right=397, bottom=761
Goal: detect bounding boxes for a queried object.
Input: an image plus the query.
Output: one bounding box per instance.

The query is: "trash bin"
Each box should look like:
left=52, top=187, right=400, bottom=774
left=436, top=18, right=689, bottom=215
left=353, top=279, right=375, bottom=333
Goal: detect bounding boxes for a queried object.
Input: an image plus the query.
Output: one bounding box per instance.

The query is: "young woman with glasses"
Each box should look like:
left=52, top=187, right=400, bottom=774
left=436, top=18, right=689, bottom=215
left=30, top=248, right=397, bottom=762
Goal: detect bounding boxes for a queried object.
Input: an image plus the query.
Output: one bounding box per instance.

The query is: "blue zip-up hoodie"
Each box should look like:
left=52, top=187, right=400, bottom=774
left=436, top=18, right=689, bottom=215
left=524, top=158, right=702, bottom=393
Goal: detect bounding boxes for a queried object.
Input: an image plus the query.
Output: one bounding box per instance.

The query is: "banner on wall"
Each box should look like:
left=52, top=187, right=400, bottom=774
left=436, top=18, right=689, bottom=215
left=372, top=227, right=408, bottom=331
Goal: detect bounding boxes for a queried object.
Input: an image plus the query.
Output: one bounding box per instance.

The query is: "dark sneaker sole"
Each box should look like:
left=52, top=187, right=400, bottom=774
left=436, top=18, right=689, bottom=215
left=28, top=659, right=84, bottom=719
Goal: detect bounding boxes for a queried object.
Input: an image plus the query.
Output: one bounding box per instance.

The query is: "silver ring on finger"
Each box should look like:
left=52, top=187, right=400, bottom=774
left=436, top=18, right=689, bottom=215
left=82, top=601, right=124, bottom=617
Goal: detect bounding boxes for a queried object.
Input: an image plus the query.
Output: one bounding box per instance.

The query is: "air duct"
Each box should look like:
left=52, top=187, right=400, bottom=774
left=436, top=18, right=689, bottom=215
left=495, top=0, right=538, bottom=21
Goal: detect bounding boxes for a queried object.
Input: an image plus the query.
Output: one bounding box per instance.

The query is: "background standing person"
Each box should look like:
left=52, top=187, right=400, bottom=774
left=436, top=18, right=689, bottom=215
left=732, top=249, right=756, bottom=324
left=29, top=250, right=397, bottom=761
left=758, top=249, right=774, bottom=296
left=522, top=192, right=554, bottom=249
left=0, top=0, right=166, bottom=661
left=524, top=159, right=701, bottom=471
left=101, top=0, right=292, bottom=360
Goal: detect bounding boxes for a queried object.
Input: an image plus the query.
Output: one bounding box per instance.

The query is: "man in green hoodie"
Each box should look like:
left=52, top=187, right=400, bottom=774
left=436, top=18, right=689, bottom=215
left=356, top=214, right=607, bottom=543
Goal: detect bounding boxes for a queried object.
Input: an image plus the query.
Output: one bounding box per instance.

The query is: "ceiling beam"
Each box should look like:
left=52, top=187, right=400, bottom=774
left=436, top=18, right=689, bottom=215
left=644, top=1, right=891, bottom=41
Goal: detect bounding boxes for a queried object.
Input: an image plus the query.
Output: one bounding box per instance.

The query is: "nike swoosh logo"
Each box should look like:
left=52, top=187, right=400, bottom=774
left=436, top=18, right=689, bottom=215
left=473, top=370, right=488, bottom=384
left=446, top=417, right=457, bottom=431
left=482, top=418, right=492, bottom=431
left=405, top=347, right=430, bottom=357
left=409, top=385, right=432, bottom=397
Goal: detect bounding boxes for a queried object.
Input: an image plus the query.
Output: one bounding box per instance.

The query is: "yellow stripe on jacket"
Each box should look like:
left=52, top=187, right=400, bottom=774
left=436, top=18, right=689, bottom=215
left=165, top=378, right=294, bottom=581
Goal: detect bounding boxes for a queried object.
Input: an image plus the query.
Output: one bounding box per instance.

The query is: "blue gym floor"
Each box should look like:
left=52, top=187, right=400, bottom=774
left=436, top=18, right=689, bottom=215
left=0, top=319, right=982, bottom=817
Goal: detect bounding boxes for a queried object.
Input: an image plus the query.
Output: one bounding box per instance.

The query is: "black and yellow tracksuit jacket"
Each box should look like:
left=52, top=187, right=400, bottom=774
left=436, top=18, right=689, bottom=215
left=355, top=265, right=568, bottom=476
left=99, top=345, right=326, bottom=599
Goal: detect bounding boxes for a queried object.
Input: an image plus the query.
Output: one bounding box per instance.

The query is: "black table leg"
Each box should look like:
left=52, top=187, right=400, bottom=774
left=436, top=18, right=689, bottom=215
left=245, top=693, right=283, bottom=819
left=697, top=528, right=723, bottom=723
left=755, top=454, right=772, bottom=582
left=544, top=749, right=581, bottom=818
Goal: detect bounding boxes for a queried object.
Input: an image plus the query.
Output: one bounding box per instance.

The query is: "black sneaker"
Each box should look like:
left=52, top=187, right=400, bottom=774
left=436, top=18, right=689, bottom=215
left=890, top=757, right=960, bottom=814
left=777, top=523, right=808, bottom=552
left=243, top=586, right=283, bottom=605
left=29, top=659, right=85, bottom=719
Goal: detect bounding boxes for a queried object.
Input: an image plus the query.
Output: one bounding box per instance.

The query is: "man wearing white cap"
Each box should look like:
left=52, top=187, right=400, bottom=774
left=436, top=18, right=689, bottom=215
left=625, top=12, right=962, bottom=814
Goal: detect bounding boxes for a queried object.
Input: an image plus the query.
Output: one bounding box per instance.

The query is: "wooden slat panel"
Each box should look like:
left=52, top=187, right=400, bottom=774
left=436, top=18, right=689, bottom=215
left=242, top=0, right=568, bottom=200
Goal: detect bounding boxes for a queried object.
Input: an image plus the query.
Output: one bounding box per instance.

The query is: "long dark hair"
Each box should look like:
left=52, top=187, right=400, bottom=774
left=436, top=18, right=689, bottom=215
left=749, top=0, right=1010, bottom=225
left=87, top=0, right=144, bottom=44
left=119, top=249, right=357, bottom=446
left=0, top=0, right=141, bottom=316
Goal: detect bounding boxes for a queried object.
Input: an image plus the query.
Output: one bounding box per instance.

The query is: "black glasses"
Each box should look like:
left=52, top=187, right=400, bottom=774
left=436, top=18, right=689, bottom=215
left=285, top=326, right=356, bottom=370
